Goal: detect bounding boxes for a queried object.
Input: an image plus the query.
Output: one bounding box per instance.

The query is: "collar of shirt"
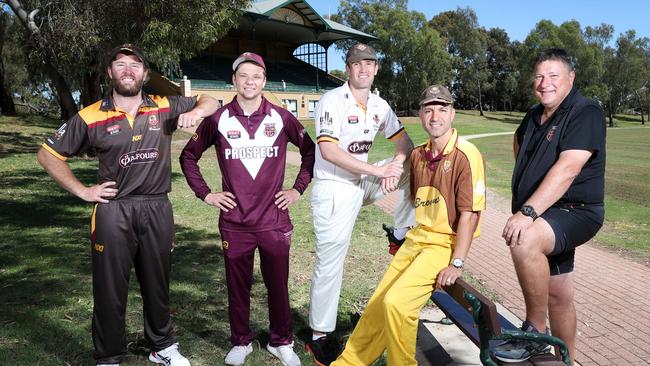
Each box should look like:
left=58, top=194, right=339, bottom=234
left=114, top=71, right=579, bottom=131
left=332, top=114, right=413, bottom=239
left=226, top=95, right=273, bottom=118
left=99, top=89, right=157, bottom=112
left=425, top=128, right=458, bottom=157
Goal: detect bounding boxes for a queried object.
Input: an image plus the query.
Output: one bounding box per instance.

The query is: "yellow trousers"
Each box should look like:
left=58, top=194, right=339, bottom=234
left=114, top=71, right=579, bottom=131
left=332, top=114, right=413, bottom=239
left=332, top=238, right=452, bottom=366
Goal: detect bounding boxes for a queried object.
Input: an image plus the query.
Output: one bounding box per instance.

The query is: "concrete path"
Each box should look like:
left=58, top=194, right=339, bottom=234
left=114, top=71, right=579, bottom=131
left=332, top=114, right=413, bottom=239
left=284, top=132, right=650, bottom=365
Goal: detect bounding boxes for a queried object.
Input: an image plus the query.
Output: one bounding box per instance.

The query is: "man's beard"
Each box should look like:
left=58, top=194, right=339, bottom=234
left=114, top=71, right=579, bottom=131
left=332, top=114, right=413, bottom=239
left=112, top=77, right=144, bottom=97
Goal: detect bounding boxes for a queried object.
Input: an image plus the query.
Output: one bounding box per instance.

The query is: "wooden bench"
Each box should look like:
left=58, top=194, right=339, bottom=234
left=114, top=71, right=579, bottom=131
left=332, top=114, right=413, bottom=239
left=430, top=278, right=571, bottom=366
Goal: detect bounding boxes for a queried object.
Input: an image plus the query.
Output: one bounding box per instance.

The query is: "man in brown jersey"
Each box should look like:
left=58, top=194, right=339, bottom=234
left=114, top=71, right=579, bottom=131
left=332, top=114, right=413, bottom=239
left=37, top=44, right=219, bottom=366
left=330, top=85, right=486, bottom=366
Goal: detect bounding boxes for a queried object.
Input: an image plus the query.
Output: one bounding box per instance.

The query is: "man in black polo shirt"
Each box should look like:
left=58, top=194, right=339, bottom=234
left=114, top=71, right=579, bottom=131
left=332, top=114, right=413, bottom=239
left=495, top=48, right=605, bottom=364
left=37, top=44, right=219, bottom=366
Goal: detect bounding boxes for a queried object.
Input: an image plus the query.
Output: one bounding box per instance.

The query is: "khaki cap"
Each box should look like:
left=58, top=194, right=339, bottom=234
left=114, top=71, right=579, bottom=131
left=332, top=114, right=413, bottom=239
left=346, top=43, right=377, bottom=63
left=419, top=85, right=453, bottom=106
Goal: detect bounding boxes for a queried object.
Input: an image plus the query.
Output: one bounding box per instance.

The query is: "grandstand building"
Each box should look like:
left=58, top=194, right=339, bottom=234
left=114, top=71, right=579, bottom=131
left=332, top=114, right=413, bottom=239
left=149, top=0, right=375, bottom=120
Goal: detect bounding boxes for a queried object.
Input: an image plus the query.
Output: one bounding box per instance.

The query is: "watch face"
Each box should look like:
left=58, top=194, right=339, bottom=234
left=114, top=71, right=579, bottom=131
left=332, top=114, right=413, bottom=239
left=522, top=205, right=534, bottom=216
left=452, top=258, right=464, bottom=268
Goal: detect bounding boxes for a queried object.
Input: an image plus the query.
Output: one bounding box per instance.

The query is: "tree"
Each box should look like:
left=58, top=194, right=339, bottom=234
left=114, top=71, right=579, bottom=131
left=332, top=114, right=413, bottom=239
left=603, top=31, right=649, bottom=126
left=0, top=8, right=17, bottom=115
left=334, top=0, right=452, bottom=112
left=429, top=8, right=489, bottom=115
left=484, top=28, right=518, bottom=111
left=3, top=0, right=248, bottom=118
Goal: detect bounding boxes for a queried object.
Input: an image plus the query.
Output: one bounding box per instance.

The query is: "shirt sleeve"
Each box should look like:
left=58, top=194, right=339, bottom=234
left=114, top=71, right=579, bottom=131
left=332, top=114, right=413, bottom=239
left=559, top=104, right=606, bottom=155
left=284, top=113, right=315, bottom=194
left=164, top=95, right=198, bottom=134
left=314, top=93, right=341, bottom=144
left=455, top=146, right=487, bottom=213
left=179, top=112, right=218, bottom=200
left=41, top=114, right=90, bottom=160
left=381, top=107, right=405, bottom=141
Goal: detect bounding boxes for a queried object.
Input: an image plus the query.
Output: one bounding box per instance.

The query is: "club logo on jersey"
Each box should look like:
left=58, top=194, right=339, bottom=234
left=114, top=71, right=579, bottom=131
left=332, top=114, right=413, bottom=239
left=320, top=111, right=333, bottom=127
left=442, top=159, right=452, bottom=173
left=191, top=133, right=199, bottom=141
left=54, top=123, right=68, bottom=140
left=148, top=115, right=160, bottom=131
left=264, top=123, right=276, bottom=137
left=222, top=241, right=229, bottom=250
left=547, top=125, right=558, bottom=142
left=227, top=130, right=241, bottom=139
left=347, top=115, right=359, bottom=124
left=106, top=124, right=122, bottom=136
left=119, top=148, right=160, bottom=168
left=347, top=140, right=373, bottom=154
left=94, top=243, right=105, bottom=253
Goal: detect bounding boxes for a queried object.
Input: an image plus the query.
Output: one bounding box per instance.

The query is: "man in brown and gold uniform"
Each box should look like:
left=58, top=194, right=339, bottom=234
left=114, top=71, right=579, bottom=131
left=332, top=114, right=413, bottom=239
left=37, top=44, right=219, bottom=366
left=331, top=85, right=486, bottom=366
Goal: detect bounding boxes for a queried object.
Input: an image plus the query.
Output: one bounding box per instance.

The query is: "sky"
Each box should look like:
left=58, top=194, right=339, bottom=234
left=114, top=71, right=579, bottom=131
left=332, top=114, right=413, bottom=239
left=306, top=0, right=650, bottom=71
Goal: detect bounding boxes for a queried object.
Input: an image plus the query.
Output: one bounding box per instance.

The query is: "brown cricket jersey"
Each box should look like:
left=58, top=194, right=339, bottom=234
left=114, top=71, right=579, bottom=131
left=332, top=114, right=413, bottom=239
left=406, top=129, right=486, bottom=247
left=41, top=92, right=197, bottom=198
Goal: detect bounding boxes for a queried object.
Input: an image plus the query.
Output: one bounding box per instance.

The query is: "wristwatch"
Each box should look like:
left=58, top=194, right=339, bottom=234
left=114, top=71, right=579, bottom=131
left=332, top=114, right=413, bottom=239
left=520, top=205, right=538, bottom=220
left=451, top=258, right=464, bottom=269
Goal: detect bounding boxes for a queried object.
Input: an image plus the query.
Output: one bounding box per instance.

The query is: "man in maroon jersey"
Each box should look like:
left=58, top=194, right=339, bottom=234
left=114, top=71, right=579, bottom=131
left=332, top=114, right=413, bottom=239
left=179, top=52, right=315, bottom=366
left=37, top=44, right=220, bottom=366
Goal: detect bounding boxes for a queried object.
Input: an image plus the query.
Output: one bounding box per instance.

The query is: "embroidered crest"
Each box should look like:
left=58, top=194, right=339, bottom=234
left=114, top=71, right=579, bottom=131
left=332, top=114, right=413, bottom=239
left=264, top=123, right=276, bottom=137
left=546, top=125, right=558, bottom=142
left=442, top=160, right=452, bottom=173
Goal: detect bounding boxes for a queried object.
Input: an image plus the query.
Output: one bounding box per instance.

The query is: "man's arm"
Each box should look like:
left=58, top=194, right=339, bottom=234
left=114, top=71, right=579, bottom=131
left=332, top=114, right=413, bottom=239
left=319, top=141, right=404, bottom=178
left=435, top=210, right=480, bottom=289
left=502, top=149, right=592, bottom=245
left=37, top=147, right=117, bottom=203
left=177, top=95, right=220, bottom=128
left=391, top=131, right=414, bottom=164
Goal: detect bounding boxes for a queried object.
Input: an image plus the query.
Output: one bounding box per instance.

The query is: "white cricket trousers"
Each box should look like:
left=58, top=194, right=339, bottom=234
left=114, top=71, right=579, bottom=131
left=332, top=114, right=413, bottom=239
left=309, top=158, right=415, bottom=332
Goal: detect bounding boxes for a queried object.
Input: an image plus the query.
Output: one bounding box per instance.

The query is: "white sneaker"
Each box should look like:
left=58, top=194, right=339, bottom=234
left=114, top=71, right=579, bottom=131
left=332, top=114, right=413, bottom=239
left=149, top=342, right=190, bottom=366
left=266, top=342, right=301, bottom=366
left=224, top=343, right=253, bottom=365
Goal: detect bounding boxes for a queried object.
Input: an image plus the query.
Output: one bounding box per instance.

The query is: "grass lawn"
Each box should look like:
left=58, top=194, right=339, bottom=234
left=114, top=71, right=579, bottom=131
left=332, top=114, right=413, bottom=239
left=1, top=109, right=648, bottom=365
left=0, top=114, right=394, bottom=365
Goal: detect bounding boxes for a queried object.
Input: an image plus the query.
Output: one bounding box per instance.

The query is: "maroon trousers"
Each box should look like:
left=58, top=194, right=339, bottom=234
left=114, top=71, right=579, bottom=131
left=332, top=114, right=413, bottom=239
left=220, top=228, right=294, bottom=347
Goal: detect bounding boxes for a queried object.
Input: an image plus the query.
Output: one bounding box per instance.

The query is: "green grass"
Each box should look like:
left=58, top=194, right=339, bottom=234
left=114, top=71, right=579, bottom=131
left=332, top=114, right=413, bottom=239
left=0, top=114, right=395, bottom=365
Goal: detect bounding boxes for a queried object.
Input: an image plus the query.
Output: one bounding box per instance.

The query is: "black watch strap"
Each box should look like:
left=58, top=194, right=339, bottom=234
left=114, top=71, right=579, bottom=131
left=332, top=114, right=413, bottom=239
left=520, top=205, right=538, bottom=220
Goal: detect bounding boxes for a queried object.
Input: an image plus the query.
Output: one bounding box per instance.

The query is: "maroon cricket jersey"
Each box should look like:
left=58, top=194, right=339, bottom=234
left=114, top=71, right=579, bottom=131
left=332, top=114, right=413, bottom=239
left=180, top=96, right=315, bottom=232
left=41, top=92, right=197, bottom=198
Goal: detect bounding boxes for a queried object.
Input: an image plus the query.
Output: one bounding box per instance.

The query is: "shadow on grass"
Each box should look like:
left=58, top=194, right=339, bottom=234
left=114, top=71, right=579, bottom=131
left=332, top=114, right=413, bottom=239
left=483, top=114, right=521, bottom=124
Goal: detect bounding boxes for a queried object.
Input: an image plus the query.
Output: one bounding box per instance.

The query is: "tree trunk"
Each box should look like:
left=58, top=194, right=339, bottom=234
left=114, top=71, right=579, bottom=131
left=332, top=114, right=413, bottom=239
left=477, top=80, right=484, bottom=116
left=6, top=0, right=77, bottom=119
left=81, top=68, right=102, bottom=108
left=0, top=10, right=16, bottom=115
left=608, top=109, right=614, bottom=128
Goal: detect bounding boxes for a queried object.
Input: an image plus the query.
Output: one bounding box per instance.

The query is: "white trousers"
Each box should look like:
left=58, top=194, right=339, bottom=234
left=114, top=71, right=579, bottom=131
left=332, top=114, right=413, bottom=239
left=309, top=158, right=415, bottom=332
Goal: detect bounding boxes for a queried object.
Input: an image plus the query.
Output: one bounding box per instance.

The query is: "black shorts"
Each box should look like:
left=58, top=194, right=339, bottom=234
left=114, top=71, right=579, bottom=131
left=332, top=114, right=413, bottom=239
left=542, top=203, right=604, bottom=275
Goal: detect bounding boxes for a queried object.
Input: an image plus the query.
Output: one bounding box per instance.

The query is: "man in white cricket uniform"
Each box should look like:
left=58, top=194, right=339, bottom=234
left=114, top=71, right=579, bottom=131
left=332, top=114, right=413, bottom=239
left=307, top=43, right=415, bottom=366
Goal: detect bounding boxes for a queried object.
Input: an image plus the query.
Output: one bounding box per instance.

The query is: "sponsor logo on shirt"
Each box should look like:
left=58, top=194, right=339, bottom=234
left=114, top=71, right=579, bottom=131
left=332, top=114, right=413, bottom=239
left=191, top=133, right=199, bottom=141
left=94, top=243, right=105, bottom=253
left=224, top=146, right=280, bottom=159
left=347, top=140, right=373, bottom=154
left=222, top=241, right=229, bottom=250
left=119, top=148, right=160, bottom=168
left=320, top=111, right=333, bottom=127
left=364, top=129, right=370, bottom=134
left=347, top=115, right=359, bottom=124
left=547, top=125, right=558, bottom=142
left=227, top=130, right=241, bottom=139
left=148, top=115, right=160, bottom=131
left=132, top=134, right=142, bottom=142
left=264, top=123, right=276, bottom=137
left=415, top=196, right=440, bottom=208
left=107, top=124, right=122, bottom=136
left=54, top=123, right=68, bottom=140
left=319, top=129, right=333, bottom=135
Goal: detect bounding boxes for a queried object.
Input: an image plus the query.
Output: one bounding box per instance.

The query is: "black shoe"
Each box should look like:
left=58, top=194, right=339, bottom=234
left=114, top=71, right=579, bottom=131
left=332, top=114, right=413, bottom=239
left=383, top=224, right=405, bottom=255
left=492, top=320, right=552, bottom=363
left=306, top=336, right=338, bottom=366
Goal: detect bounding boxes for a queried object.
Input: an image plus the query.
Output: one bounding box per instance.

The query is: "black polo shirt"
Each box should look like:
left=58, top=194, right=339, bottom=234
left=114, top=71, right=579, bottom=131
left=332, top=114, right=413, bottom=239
left=42, top=92, right=197, bottom=198
left=511, top=87, right=606, bottom=213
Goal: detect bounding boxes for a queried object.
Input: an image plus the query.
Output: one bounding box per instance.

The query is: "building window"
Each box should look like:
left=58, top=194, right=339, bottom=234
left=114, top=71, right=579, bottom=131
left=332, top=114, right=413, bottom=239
left=308, top=100, right=318, bottom=118
left=283, top=99, right=298, bottom=117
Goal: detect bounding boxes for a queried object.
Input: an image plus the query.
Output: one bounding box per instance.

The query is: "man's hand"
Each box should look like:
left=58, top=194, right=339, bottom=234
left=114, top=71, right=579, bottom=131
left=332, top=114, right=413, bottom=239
left=274, top=188, right=300, bottom=210
left=177, top=110, right=202, bottom=128
left=79, top=181, right=118, bottom=203
left=204, top=192, right=237, bottom=212
left=376, top=160, right=403, bottom=178
left=435, top=265, right=462, bottom=290
left=381, top=176, right=399, bottom=195
left=502, top=211, right=534, bottom=246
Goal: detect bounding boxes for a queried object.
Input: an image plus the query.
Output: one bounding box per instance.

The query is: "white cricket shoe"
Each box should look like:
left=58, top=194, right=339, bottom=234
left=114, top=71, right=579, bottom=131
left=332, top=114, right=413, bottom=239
left=224, top=342, right=253, bottom=365
left=266, top=342, right=301, bottom=366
